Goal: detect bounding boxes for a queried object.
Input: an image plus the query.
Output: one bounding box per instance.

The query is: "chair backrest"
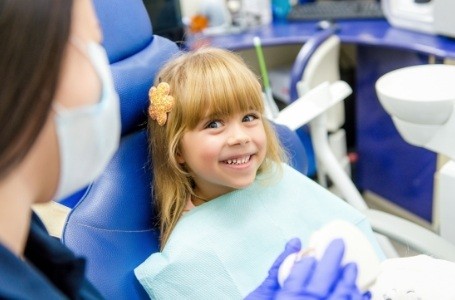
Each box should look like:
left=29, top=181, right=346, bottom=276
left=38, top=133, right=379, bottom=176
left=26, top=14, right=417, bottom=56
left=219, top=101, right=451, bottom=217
left=289, top=28, right=344, bottom=132
left=283, top=28, right=343, bottom=177
left=62, top=1, right=309, bottom=299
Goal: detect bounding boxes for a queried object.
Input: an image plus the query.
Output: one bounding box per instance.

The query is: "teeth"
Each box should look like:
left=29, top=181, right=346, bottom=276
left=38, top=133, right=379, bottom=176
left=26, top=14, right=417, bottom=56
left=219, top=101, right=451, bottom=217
left=225, top=155, right=250, bottom=165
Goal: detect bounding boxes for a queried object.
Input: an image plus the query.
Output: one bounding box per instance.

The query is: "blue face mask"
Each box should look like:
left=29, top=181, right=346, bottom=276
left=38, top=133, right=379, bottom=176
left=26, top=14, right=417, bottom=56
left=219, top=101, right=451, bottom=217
left=53, top=41, right=121, bottom=201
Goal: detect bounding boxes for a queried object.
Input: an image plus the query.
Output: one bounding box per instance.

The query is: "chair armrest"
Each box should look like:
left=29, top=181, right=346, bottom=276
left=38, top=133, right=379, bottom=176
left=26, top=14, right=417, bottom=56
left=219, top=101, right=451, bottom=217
left=365, top=208, right=455, bottom=262
left=274, top=81, right=351, bottom=130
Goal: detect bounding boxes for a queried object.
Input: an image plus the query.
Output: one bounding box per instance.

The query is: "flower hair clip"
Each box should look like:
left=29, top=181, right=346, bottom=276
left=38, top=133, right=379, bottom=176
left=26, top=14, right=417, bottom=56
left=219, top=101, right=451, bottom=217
left=148, top=82, right=175, bottom=126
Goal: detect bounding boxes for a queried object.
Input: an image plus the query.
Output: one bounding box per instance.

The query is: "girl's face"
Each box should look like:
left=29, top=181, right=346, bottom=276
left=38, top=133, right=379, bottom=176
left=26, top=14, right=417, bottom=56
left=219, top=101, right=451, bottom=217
left=177, top=110, right=267, bottom=200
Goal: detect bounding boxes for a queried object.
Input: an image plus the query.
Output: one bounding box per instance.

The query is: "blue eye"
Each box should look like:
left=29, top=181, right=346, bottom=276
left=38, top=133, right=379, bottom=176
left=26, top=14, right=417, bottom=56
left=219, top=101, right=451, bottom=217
left=243, top=114, right=259, bottom=122
left=206, top=120, right=223, bottom=129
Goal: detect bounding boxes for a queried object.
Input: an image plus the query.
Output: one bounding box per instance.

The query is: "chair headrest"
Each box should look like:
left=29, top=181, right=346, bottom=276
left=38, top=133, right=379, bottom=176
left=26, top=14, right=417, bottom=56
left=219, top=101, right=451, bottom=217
left=94, top=0, right=153, bottom=63
left=94, top=0, right=180, bottom=136
left=111, top=38, right=180, bottom=136
left=289, top=28, right=339, bottom=102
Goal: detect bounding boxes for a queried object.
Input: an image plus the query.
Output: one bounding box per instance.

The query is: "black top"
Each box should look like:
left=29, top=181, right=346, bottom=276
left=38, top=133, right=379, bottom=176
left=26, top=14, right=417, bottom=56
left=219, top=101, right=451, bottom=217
left=0, top=212, right=103, bottom=299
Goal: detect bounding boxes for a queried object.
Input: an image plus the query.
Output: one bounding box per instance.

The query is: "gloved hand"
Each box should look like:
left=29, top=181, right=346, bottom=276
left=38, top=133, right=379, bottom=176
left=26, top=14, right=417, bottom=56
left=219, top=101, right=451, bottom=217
left=328, top=263, right=371, bottom=300
left=245, top=238, right=302, bottom=300
left=275, top=239, right=371, bottom=300
left=246, top=238, right=371, bottom=300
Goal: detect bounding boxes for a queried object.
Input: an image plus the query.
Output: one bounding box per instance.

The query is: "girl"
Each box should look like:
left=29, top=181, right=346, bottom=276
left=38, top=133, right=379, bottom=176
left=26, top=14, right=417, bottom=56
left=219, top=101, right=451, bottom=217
left=148, top=47, right=285, bottom=247
left=136, top=47, right=382, bottom=299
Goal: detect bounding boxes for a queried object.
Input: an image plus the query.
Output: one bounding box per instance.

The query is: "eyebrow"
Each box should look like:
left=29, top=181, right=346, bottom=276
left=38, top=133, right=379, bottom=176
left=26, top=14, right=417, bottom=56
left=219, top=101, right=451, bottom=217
left=200, top=111, right=226, bottom=121
left=203, top=107, right=259, bottom=119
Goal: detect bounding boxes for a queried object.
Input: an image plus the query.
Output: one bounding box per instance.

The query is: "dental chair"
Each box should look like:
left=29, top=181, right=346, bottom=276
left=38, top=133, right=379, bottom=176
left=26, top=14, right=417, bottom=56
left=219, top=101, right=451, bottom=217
left=61, top=0, right=308, bottom=299
left=275, top=29, right=455, bottom=261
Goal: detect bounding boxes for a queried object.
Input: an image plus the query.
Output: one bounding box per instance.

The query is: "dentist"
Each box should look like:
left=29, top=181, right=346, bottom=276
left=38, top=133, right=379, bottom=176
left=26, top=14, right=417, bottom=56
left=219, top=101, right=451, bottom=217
left=0, top=0, right=118, bottom=298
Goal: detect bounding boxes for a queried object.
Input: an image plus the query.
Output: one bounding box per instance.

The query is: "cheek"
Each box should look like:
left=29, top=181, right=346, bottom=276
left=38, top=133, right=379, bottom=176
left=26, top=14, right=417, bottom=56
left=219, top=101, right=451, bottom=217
left=180, top=133, right=220, bottom=164
left=194, top=137, right=221, bottom=161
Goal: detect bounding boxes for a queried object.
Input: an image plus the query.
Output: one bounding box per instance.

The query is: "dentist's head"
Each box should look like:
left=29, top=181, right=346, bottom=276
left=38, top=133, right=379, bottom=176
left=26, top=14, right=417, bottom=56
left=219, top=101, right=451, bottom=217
left=0, top=0, right=120, bottom=206
left=0, top=0, right=119, bottom=263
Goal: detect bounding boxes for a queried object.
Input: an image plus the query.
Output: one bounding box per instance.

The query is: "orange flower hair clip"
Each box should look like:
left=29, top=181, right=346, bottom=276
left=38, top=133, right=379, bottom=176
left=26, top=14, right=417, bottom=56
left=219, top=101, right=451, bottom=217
left=148, top=82, right=175, bottom=126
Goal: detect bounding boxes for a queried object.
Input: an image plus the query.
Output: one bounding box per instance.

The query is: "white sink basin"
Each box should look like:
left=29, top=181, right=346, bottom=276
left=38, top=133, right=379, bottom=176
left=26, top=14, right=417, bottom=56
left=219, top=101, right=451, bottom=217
left=376, top=64, right=455, bottom=125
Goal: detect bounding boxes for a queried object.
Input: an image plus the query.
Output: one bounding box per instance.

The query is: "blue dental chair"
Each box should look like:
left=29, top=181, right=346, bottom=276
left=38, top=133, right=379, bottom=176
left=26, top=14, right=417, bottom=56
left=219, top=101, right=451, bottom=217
left=61, top=0, right=308, bottom=299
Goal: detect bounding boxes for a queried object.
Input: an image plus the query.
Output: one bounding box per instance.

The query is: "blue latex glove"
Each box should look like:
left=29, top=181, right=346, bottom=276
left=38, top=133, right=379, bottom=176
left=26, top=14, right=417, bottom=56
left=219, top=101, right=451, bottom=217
left=275, top=239, right=371, bottom=300
left=328, top=263, right=372, bottom=300
left=245, top=238, right=302, bottom=300
left=246, top=238, right=371, bottom=300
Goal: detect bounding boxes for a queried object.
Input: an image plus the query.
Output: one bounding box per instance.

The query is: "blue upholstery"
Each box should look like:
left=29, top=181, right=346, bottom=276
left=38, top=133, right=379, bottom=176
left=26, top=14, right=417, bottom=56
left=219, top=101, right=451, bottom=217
left=63, top=130, right=156, bottom=299
left=62, top=1, right=309, bottom=298
left=274, top=123, right=308, bottom=175
left=94, top=0, right=180, bottom=136
left=59, top=0, right=180, bottom=208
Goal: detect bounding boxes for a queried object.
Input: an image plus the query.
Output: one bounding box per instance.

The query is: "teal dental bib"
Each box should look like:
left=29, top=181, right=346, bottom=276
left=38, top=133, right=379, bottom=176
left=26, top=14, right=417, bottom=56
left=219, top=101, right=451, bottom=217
left=135, top=163, right=382, bottom=299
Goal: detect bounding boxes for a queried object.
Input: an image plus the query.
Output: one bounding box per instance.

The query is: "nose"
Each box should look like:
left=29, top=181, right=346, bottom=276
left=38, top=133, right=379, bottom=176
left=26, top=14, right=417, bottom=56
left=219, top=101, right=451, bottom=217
left=227, top=124, right=251, bottom=146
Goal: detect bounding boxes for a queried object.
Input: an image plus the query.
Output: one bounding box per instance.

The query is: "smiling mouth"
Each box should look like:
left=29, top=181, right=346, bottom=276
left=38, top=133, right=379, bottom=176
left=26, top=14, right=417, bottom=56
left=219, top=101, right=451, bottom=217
left=223, top=155, right=251, bottom=165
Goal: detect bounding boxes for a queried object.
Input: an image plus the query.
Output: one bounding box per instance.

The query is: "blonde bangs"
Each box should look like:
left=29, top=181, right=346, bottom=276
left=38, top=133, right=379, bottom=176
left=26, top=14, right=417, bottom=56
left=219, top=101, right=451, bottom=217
left=170, top=49, right=265, bottom=129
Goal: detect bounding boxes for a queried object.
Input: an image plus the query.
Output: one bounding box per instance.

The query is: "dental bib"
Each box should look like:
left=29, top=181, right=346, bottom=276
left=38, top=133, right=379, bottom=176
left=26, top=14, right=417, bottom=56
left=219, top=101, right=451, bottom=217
left=135, top=163, right=383, bottom=299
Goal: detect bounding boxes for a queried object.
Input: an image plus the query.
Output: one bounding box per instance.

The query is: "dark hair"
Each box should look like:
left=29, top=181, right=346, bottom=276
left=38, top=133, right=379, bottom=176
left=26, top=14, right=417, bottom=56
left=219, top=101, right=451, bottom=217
left=0, top=0, right=72, bottom=177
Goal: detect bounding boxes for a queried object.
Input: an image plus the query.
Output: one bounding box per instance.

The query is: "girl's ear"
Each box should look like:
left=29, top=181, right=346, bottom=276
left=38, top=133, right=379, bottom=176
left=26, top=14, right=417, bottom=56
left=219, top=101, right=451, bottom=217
left=176, top=149, right=185, bottom=164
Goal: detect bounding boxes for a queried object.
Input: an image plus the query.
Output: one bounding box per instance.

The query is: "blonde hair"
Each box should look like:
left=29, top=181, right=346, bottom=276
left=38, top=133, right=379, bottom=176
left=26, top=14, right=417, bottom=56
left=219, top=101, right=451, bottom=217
left=148, top=47, right=287, bottom=248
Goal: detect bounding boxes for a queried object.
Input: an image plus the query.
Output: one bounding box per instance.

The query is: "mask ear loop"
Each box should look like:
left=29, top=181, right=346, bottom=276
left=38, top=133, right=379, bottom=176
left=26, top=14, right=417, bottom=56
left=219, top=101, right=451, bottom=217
left=52, top=102, right=65, bottom=114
